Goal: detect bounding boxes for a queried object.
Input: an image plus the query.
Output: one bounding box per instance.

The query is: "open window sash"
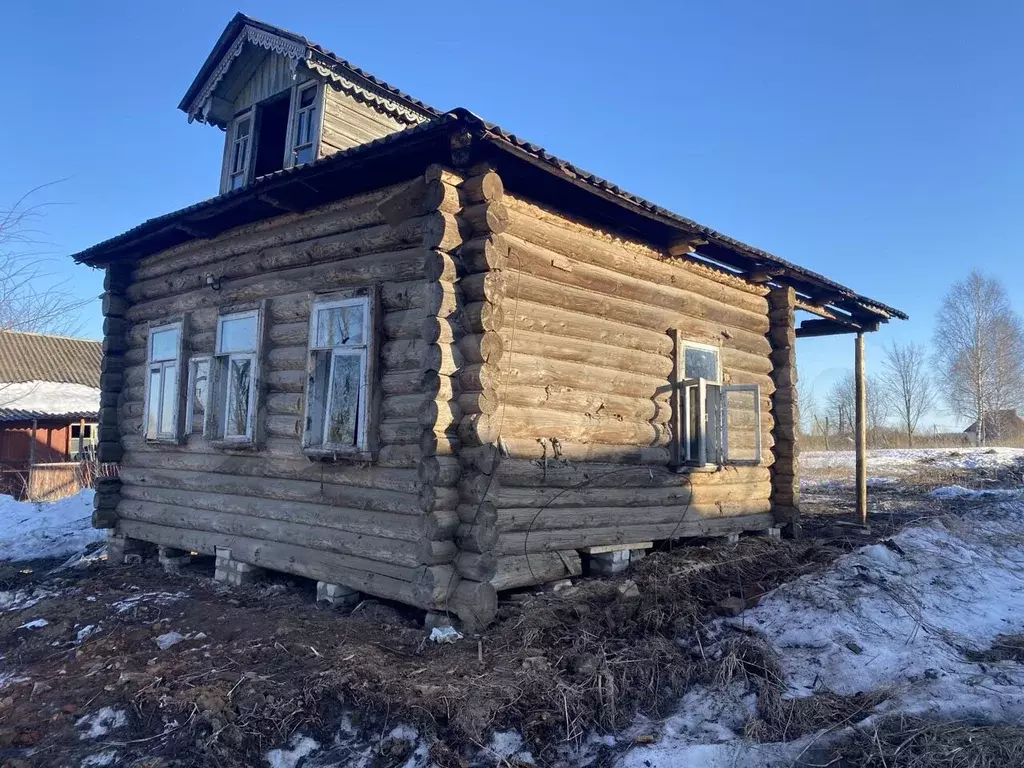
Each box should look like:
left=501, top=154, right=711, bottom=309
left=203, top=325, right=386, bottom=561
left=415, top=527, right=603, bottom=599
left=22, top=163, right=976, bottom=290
left=721, top=384, right=762, bottom=465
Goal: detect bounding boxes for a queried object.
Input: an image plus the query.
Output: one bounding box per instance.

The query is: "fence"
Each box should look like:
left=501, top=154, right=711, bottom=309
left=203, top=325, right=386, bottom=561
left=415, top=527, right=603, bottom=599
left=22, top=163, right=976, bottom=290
left=22, top=460, right=120, bottom=502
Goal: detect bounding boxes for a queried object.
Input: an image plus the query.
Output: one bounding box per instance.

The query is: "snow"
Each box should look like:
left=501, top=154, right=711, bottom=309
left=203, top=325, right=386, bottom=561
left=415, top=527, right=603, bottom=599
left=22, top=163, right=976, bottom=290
left=0, top=490, right=103, bottom=562
left=80, top=751, right=118, bottom=767
left=18, top=618, right=48, bottom=629
left=267, top=735, right=321, bottom=768
left=803, top=447, right=1024, bottom=475
left=929, top=485, right=1024, bottom=500
left=428, top=625, right=462, bottom=643
left=154, top=631, right=185, bottom=650
left=0, top=380, right=99, bottom=416
left=0, top=586, right=59, bottom=612
left=76, top=707, right=127, bottom=740
left=111, top=591, right=187, bottom=614
left=615, top=497, right=1024, bottom=767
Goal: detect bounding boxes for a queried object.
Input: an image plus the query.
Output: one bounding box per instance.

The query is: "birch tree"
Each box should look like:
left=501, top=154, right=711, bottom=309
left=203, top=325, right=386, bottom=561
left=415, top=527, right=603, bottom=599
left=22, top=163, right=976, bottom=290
left=0, top=186, right=87, bottom=335
left=933, top=271, right=1024, bottom=444
left=880, top=341, right=935, bottom=448
left=825, top=372, right=888, bottom=441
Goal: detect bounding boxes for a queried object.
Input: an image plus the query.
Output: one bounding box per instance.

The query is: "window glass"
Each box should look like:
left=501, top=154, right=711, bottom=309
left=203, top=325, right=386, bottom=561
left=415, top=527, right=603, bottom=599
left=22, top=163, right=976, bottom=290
left=192, top=359, right=209, bottom=419
left=316, top=304, right=364, bottom=347
left=225, top=357, right=252, bottom=437
left=218, top=314, right=258, bottom=353
left=147, top=369, right=162, bottom=436
left=159, top=364, right=178, bottom=435
left=686, top=385, right=701, bottom=461
left=150, top=328, right=178, bottom=361
left=299, top=86, right=316, bottom=109
left=685, top=346, right=719, bottom=382
left=237, top=118, right=251, bottom=137
left=294, top=146, right=314, bottom=165
left=326, top=354, right=361, bottom=445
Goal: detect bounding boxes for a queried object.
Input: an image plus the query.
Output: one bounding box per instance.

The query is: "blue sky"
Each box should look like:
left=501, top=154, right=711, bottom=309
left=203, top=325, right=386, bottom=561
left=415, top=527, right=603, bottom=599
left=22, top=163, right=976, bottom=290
left=2, top=0, right=1022, bottom=425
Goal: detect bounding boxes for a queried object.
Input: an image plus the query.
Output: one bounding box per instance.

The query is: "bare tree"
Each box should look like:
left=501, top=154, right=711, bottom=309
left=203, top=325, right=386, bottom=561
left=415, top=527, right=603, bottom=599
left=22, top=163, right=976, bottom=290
left=0, top=185, right=88, bottom=336
left=880, top=341, right=936, bottom=448
left=933, top=271, right=1024, bottom=444
left=824, top=371, right=889, bottom=443
left=796, top=375, right=817, bottom=437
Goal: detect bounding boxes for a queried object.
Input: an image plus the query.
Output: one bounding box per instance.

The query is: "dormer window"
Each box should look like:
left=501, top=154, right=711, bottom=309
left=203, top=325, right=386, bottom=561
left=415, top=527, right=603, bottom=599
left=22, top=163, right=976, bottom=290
left=220, top=81, right=322, bottom=193
left=291, top=83, right=318, bottom=166
left=228, top=114, right=252, bottom=190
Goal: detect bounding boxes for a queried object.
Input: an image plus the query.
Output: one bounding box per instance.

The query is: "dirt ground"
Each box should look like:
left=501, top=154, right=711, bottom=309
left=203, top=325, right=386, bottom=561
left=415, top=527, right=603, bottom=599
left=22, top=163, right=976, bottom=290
left=1, top=452, right=1021, bottom=768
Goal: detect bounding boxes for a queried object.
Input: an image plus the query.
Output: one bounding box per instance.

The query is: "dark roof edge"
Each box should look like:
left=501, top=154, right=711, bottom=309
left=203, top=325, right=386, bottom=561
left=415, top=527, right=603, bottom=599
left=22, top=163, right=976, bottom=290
left=71, top=110, right=906, bottom=324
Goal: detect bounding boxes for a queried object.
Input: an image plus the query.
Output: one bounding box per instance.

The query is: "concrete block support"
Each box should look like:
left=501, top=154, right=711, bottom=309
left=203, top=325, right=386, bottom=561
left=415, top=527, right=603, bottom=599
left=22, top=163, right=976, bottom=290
left=316, top=581, right=360, bottom=607
left=587, top=549, right=631, bottom=576
left=107, top=532, right=151, bottom=565
left=214, top=547, right=264, bottom=586
left=158, top=546, right=192, bottom=572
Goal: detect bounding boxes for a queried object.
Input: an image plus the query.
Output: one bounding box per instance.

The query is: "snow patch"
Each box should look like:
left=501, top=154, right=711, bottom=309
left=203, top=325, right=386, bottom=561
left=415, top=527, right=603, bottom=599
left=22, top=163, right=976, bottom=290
left=111, top=591, right=187, bottom=614
left=76, top=624, right=98, bottom=643
left=0, top=586, right=59, bottom=612
left=615, top=499, right=1024, bottom=766
left=0, top=490, right=103, bottom=562
left=154, top=631, right=185, bottom=650
left=267, top=735, right=320, bottom=768
left=80, top=751, right=118, bottom=767
left=803, top=447, right=1024, bottom=476
left=929, top=485, right=1024, bottom=500
left=76, top=707, right=127, bottom=740
left=18, top=618, right=48, bottom=629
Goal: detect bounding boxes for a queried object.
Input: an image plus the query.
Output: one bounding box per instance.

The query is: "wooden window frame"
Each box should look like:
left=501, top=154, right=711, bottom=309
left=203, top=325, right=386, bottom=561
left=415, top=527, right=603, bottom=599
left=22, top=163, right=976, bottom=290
left=721, top=384, right=763, bottom=465
left=142, top=320, right=185, bottom=443
left=207, top=308, right=263, bottom=447
left=185, top=355, right=212, bottom=436
left=302, top=287, right=379, bottom=461
left=224, top=110, right=254, bottom=192
left=285, top=80, right=323, bottom=170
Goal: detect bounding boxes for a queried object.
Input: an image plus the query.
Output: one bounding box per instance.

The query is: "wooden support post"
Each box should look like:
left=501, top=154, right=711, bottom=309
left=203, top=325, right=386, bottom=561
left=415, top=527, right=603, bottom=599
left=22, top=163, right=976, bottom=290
left=855, top=332, right=868, bottom=527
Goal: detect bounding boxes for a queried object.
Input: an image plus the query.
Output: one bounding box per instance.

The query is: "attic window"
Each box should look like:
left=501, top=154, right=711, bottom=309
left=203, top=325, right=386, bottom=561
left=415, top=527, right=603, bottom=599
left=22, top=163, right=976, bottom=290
left=290, top=83, right=318, bottom=165
left=228, top=114, right=252, bottom=190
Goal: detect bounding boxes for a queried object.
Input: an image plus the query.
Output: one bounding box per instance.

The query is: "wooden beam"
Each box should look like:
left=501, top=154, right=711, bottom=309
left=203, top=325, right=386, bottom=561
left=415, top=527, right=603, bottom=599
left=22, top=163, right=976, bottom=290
left=796, top=319, right=877, bottom=338
left=667, top=238, right=708, bottom=257
left=855, top=332, right=867, bottom=527
left=258, top=193, right=304, bottom=214
left=173, top=222, right=212, bottom=239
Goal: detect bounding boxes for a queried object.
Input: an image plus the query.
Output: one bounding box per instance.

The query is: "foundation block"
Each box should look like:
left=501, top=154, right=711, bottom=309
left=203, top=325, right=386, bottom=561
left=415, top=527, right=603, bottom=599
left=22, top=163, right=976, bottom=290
left=316, top=581, right=360, bottom=608
left=214, top=547, right=264, bottom=586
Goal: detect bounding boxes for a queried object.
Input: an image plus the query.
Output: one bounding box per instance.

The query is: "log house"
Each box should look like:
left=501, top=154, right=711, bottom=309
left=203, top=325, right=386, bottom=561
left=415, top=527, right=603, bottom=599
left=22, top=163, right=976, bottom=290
left=70, top=14, right=906, bottom=627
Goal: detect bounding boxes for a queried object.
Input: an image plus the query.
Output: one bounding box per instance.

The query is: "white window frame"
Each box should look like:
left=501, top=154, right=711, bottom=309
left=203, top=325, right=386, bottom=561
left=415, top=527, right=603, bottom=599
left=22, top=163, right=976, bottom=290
left=303, top=294, right=372, bottom=455
left=185, top=355, right=212, bottom=435
left=211, top=309, right=260, bottom=443
left=671, top=333, right=761, bottom=469
left=286, top=81, right=322, bottom=169
left=226, top=110, right=253, bottom=191
left=143, top=321, right=183, bottom=441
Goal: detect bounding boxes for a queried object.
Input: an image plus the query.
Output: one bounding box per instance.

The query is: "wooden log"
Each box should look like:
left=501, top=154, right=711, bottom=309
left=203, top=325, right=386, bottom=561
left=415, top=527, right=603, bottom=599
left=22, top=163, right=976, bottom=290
left=459, top=170, right=504, bottom=204
left=454, top=551, right=497, bottom=582
left=505, top=272, right=770, bottom=357
left=102, top=293, right=130, bottom=318
left=496, top=511, right=775, bottom=555
left=117, top=498, right=454, bottom=567
left=461, top=202, right=509, bottom=235
left=491, top=551, right=582, bottom=591
left=417, top=456, right=462, bottom=486
left=459, top=332, right=504, bottom=365
left=504, top=197, right=769, bottom=306
left=376, top=177, right=460, bottom=227
left=456, top=522, right=499, bottom=553
left=458, top=235, right=509, bottom=275
left=483, top=405, right=668, bottom=447
left=504, top=234, right=769, bottom=334
left=505, top=385, right=669, bottom=424
left=457, top=390, right=500, bottom=416
left=459, top=271, right=506, bottom=304
left=497, top=329, right=671, bottom=379
left=448, top=579, right=498, bottom=630
left=506, top=299, right=672, bottom=356
left=461, top=301, right=505, bottom=333
left=495, top=481, right=771, bottom=510
left=497, top=500, right=772, bottom=533
left=496, top=353, right=665, bottom=401
left=117, top=519, right=454, bottom=609
left=496, top=438, right=671, bottom=464
left=457, top=501, right=498, bottom=526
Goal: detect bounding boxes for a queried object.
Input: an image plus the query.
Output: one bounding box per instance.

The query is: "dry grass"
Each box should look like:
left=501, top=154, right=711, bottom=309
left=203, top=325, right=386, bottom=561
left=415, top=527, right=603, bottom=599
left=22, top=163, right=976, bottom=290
left=824, top=716, right=1024, bottom=768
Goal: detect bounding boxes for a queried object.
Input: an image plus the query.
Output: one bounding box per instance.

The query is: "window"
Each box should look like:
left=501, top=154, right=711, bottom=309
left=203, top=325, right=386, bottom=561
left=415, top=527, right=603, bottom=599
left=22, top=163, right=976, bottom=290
left=186, top=356, right=211, bottom=435
left=290, top=83, right=319, bottom=166
left=670, top=333, right=761, bottom=468
left=209, top=310, right=260, bottom=442
left=303, top=294, right=372, bottom=454
left=252, top=95, right=290, bottom=179
left=228, top=113, right=252, bottom=190
left=144, top=322, right=183, bottom=440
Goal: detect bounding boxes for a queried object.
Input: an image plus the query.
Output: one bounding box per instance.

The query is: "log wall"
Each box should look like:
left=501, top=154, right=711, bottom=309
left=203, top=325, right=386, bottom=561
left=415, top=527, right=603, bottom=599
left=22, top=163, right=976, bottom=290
left=108, top=175, right=467, bottom=613
left=488, top=191, right=778, bottom=553
left=768, top=287, right=800, bottom=529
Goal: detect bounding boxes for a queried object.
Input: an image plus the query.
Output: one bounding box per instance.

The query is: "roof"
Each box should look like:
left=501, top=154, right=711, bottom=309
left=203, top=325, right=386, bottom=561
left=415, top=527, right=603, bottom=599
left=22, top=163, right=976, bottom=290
left=0, top=331, right=101, bottom=388
left=69, top=108, right=907, bottom=330
left=0, top=382, right=100, bottom=423
left=963, top=410, right=1024, bottom=435
left=179, top=13, right=438, bottom=126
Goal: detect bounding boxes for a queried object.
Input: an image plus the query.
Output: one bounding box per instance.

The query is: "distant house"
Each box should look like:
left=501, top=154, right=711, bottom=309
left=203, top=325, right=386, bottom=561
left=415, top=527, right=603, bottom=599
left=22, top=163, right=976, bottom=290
left=0, top=331, right=102, bottom=496
left=963, top=410, right=1024, bottom=445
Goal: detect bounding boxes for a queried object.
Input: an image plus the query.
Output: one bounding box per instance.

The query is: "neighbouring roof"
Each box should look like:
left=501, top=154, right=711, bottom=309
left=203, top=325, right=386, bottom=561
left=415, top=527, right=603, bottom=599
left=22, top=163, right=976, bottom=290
left=179, top=13, right=438, bottom=127
left=0, top=331, right=102, bottom=388
left=0, top=382, right=100, bottom=423
left=963, top=410, right=1024, bottom=437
